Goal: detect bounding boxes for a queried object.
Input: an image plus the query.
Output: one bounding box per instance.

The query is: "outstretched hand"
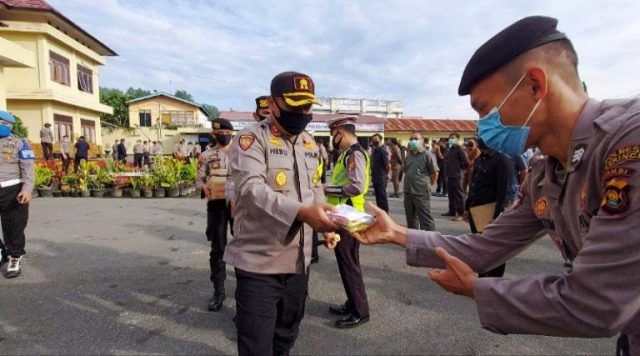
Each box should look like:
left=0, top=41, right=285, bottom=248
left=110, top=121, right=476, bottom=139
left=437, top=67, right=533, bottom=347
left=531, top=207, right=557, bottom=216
left=427, top=247, right=477, bottom=298
left=353, top=202, right=407, bottom=246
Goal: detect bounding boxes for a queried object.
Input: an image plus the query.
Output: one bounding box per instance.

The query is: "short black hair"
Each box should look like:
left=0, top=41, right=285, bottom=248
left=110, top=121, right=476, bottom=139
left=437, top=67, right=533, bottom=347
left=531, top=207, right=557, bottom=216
left=371, top=133, right=383, bottom=140
left=450, top=132, right=460, bottom=139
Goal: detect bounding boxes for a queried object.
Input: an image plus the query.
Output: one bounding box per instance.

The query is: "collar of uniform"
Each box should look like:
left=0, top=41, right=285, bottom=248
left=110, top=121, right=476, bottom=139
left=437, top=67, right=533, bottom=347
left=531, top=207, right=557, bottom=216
left=564, top=99, right=601, bottom=173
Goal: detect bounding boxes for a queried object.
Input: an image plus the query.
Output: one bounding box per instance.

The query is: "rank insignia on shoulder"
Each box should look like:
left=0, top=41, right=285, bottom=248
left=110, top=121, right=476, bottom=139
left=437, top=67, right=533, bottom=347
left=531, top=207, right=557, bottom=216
left=303, top=139, right=315, bottom=151
left=534, top=196, right=549, bottom=217
left=270, top=124, right=281, bottom=137
left=275, top=170, right=287, bottom=186
left=601, top=177, right=630, bottom=214
left=239, top=135, right=255, bottom=151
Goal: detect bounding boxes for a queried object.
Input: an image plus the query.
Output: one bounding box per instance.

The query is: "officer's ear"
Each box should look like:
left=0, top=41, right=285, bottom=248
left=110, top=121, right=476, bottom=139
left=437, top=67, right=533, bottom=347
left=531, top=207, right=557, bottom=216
left=527, top=68, right=548, bottom=100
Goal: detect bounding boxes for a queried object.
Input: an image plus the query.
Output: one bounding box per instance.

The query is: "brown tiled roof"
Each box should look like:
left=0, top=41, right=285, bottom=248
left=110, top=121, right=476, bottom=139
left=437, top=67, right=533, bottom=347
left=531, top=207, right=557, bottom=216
left=218, top=111, right=387, bottom=124
left=385, top=118, right=477, bottom=132
left=0, top=0, right=117, bottom=56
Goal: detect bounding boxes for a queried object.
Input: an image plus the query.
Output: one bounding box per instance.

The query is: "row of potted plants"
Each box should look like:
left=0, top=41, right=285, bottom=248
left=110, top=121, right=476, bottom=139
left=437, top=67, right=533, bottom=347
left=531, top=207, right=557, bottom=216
left=33, top=156, right=200, bottom=198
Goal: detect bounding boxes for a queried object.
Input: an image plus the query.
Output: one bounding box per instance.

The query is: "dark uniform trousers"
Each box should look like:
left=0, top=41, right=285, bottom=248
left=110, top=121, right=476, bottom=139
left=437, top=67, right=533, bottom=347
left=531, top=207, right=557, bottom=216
left=436, top=160, right=447, bottom=194
left=468, top=213, right=505, bottom=278
left=234, top=268, right=309, bottom=356
left=334, top=228, right=370, bottom=318
left=134, top=153, right=143, bottom=168
left=206, top=199, right=233, bottom=294
left=447, top=176, right=465, bottom=215
left=372, top=179, right=389, bottom=213
left=0, top=184, right=28, bottom=259
left=42, top=142, right=53, bottom=160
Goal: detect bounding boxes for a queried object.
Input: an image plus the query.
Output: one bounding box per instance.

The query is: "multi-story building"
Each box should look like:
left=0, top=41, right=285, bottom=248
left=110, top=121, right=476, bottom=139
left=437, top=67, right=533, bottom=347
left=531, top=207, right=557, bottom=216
left=313, top=97, right=404, bottom=118
left=0, top=0, right=116, bottom=156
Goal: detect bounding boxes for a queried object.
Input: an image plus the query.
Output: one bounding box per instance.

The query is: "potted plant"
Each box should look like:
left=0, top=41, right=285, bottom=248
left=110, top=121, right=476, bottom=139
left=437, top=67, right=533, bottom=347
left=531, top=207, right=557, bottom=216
left=130, top=177, right=142, bottom=198
left=60, top=174, right=76, bottom=194
left=165, top=158, right=182, bottom=197
left=141, top=175, right=154, bottom=198
left=151, top=156, right=169, bottom=197
left=35, top=164, right=55, bottom=197
left=76, top=160, right=92, bottom=197
left=180, top=158, right=198, bottom=196
left=110, top=176, right=129, bottom=198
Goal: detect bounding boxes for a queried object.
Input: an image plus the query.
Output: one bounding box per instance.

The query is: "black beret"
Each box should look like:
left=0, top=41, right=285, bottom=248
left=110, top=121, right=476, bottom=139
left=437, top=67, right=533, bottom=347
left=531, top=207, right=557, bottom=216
left=255, top=96, right=269, bottom=110
left=458, top=16, right=567, bottom=95
left=212, top=118, right=233, bottom=130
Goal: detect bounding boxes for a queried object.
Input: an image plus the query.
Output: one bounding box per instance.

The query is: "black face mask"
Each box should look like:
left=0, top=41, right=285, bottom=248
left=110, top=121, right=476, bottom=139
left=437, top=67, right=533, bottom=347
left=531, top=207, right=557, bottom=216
left=371, top=140, right=380, bottom=147
left=274, top=101, right=313, bottom=135
left=215, top=134, right=232, bottom=146
left=332, top=132, right=342, bottom=148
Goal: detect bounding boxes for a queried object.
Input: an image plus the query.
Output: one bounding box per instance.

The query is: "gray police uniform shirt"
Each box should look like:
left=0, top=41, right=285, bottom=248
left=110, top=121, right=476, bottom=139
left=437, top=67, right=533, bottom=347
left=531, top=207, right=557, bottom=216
left=0, top=135, right=35, bottom=192
left=326, top=145, right=367, bottom=197
left=224, top=120, right=324, bottom=274
left=404, top=98, right=640, bottom=349
left=403, top=149, right=438, bottom=196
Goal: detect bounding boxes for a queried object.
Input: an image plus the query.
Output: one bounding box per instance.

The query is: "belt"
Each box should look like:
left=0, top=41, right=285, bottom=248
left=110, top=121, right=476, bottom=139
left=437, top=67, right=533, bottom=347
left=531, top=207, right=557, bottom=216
left=0, top=179, right=23, bottom=188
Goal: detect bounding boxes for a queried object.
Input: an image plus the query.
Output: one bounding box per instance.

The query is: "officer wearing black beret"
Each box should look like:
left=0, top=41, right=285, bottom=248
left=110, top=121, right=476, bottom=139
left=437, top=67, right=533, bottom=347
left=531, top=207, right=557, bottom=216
left=357, top=15, right=640, bottom=355
left=253, top=95, right=271, bottom=122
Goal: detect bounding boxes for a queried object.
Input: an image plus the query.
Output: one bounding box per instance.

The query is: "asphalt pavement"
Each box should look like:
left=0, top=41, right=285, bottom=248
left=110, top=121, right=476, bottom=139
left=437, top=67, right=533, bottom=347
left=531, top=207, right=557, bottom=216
left=0, top=191, right=614, bottom=355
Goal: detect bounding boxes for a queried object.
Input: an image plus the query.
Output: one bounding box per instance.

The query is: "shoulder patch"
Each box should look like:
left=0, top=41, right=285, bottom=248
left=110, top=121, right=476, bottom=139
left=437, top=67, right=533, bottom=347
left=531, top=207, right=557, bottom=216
left=534, top=196, right=549, bottom=217
left=601, top=177, right=630, bottom=215
left=18, top=139, right=35, bottom=160
left=604, top=144, right=640, bottom=168
left=238, top=135, right=255, bottom=151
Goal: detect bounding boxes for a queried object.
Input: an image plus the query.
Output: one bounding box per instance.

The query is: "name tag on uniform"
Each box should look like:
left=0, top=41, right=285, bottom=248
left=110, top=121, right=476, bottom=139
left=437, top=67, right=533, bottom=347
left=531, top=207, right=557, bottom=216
left=19, top=149, right=35, bottom=160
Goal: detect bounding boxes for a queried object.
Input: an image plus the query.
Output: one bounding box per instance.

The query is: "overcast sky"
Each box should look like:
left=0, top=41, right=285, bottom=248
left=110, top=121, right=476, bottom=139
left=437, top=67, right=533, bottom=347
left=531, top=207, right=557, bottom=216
left=49, top=0, right=640, bottom=119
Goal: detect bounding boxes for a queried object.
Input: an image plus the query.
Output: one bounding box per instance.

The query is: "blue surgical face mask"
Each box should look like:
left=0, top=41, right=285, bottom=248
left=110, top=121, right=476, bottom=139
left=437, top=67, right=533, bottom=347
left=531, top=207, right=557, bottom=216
left=408, top=139, right=420, bottom=150
left=477, top=73, right=542, bottom=157
left=0, top=125, right=11, bottom=138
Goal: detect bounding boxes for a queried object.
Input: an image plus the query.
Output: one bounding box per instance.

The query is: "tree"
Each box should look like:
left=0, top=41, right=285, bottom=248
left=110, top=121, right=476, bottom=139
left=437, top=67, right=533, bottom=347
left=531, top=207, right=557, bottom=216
left=126, top=87, right=152, bottom=99
left=202, top=104, right=220, bottom=119
left=11, top=115, right=28, bottom=138
left=174, top=90, right=194, bottom=102
left=99, top=87, right=130, bottom=128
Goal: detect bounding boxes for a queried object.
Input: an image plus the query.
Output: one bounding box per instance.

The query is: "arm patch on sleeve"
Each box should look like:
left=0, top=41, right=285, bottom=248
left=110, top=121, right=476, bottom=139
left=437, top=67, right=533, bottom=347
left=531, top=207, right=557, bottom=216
left=18, top=140, right=35, bottom=160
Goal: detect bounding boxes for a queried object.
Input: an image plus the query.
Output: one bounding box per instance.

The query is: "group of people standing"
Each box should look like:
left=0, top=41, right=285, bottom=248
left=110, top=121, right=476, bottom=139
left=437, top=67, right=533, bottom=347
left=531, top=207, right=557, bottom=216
left=111, top=139, right=165, bottom=169
left=39, top=123, right=90, bottom=174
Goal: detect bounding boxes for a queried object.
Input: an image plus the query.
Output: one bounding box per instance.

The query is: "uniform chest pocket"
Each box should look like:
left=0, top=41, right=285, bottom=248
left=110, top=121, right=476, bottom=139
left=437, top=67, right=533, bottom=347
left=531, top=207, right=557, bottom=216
left=267, top=157, right=293, bottom=193
left=304, top=157, right=320, bottom=189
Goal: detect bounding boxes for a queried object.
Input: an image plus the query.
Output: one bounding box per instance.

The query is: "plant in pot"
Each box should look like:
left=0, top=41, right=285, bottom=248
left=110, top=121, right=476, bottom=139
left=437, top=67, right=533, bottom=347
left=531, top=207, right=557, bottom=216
left=76, top=160, right=93, bottom=197
left=141, top=175, right=154, bottom=198
left=180, top=158, right=198, bottom=196
left=130, top=177, right=142, bottom=198
left=89, top=171, right=105, bottom=198
left=151, top=156, right=170, bottom=197
left=60, top=174, right=77, bottom=197
left=111, top=176, right=129, bottom=198
left=164, top=158, right=182, bottom=197
left=35, top=164, right=55, bottom=197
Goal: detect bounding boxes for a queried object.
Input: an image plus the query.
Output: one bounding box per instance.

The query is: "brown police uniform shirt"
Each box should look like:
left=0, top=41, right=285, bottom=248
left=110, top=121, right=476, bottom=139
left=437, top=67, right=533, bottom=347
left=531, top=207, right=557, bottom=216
left=403, top=98, right=640, bottom=348
left=196, top=144, right=231, bottom=201
left=224, top=119, right=325, bottom=274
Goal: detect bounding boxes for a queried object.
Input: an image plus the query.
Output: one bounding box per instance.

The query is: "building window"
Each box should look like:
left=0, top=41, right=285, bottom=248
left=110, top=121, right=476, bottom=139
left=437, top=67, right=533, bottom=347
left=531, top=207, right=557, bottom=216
left=53, top=114, right=72, bottom=142
left=49, top=51, right=70, bottom=86
left=161, top=110, right=195, bottom=126
left=81, top=119, right=96, bottom=144
left=139, top=110, right=152, bottom=127
left=77, top=65, right=93, bottom=93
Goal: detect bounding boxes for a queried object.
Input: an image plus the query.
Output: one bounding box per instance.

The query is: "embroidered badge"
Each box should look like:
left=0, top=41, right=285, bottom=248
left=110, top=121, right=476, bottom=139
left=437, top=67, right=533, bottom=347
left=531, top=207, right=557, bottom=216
left=604, top=144, right=640, bottom=168
left=603, top=166, right=636, bottom=181
left=303, top=140, right=315, bottom=151
left=601, top=177, right=630, bottom=214
left=348, top=154, right=356, bottom=171
left=275, top=171, right=287, bottom=186
left=534, top=196, right=549, bottom=217
left=312, top=171, right=320, bottom=185
left=238, top=135, right=255, bottom=151
left=294, top=76, right=313, bottom=91
left=270, top=125, right=281, bottom=137
left=269, top=135, right=284, bottom=147
left=571, top=144, right=587, bottom=166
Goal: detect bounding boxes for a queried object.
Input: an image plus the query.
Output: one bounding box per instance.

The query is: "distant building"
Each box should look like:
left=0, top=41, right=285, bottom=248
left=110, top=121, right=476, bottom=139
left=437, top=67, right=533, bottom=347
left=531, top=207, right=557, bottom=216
left=101, top=92, right=212, bottom=155
left=384, top=117, right=477, bottom=144
left=313, top=97, right=404, bottom=118
left=0, top=0, right=116, bottom=157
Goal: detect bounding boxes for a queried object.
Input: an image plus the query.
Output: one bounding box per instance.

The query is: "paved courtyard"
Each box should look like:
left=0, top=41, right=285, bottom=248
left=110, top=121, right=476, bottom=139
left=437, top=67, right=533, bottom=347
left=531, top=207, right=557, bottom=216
left=0, top=192, right=613, bottom=355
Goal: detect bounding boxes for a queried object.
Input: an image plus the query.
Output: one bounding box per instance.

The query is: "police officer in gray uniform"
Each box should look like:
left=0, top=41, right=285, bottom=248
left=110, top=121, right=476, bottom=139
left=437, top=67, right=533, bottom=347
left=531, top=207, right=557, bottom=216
left=0, top=111, right=35, bottom=278
left=225, top=71, right=339, bottom=356
left=356, top=16, right=640, bottom=355
left=196, top=117, right=235, bottom=312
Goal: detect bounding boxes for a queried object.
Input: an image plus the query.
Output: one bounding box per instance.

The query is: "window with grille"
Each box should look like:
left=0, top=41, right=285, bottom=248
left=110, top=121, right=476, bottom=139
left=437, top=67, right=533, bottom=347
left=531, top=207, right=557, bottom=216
left=161, top=110, right=195, bottom=126
left=81, top=119, right=96, bottom=143
left=54, top=114, right=72, bottom=142
left=49, top=51, right=70, bottom=86
left=77, top=65, right=93, bottom=93
left=139, top=110, right=152, bottom=127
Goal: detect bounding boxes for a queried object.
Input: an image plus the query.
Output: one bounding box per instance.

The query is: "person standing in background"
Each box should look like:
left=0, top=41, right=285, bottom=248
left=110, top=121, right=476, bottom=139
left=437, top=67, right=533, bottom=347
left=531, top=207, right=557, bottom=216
left=60, top=135, right=71, bottom=174
left=463, top=138, right=481, bottom=192
left=443, top=132, right=469, bottom=221
left=389, top=138, right=403, bottom=198
left=403, top=132, right=439, bottom=231
left=369, top=133, right=389, bottom=212
left=74, top=136, right=90, bottom=173
left=39, top=123, right=54, bottom=161
left=133, top=140, right=144, bottom=169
